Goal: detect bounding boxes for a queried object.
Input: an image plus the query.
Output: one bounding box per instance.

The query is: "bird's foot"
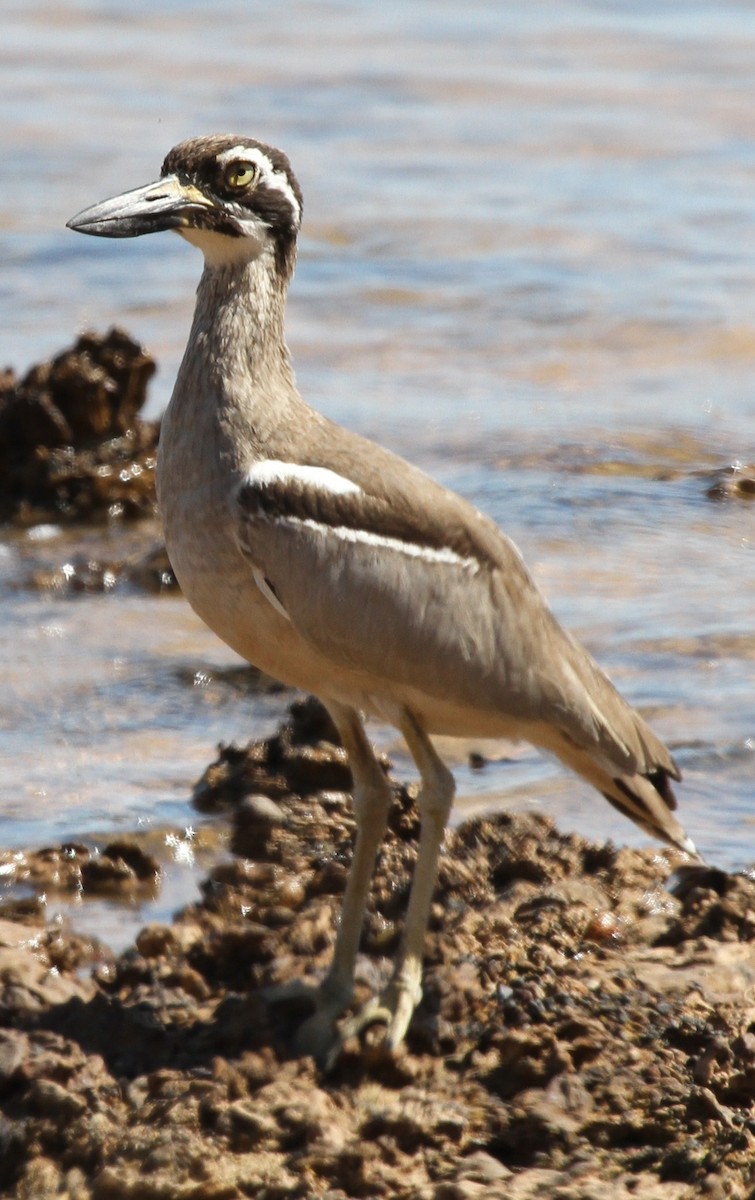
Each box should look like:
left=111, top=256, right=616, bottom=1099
left=289, top=971, right=420, bottom=1071
left=262, top=975, right=354, bottom=1067
left=335, top=974, right=422, bottom=1058
left=264, top=971, right=422, bottom=1069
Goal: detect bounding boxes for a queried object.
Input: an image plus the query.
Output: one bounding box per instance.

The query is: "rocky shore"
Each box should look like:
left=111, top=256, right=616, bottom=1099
left=1, top=699, right=753, bottom=1199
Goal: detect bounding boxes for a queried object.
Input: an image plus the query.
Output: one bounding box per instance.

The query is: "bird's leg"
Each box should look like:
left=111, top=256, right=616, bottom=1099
left=337, top=709, right=455, bottom=1053
left=318, top=700, right=394, bottom=1003
left=291, top=700, right=392, bottom=1062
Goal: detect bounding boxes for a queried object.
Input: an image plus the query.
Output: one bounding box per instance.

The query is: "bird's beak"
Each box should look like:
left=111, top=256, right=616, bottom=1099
left=67, top=174, right=213, bottom=238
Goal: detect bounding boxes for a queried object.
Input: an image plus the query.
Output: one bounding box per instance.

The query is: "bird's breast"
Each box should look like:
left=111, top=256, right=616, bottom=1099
left=156, top=387, right=263, bottom=645
left=155, top=386, right=330, bottom=692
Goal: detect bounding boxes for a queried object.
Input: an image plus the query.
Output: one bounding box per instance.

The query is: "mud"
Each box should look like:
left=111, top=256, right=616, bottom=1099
left=1, top=702, right=753, bottom=1199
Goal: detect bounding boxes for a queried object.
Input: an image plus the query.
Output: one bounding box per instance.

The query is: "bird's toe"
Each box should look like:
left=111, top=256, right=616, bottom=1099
left=292, top=1004, right=347, bottom=1068
left=330, top=977, right=422, bottom=1062
left=262, top=975, right=354, bottom=1067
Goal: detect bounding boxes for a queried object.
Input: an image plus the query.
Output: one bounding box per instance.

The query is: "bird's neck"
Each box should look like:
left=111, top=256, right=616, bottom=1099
left=196, top=251, right=295, bottom=389
left=174, top=250, right=303, bottom=452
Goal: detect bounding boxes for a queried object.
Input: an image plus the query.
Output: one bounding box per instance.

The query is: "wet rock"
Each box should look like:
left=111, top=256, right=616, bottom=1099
left=705, top=462, right=755, bottom=501
left=0, top=841, right=90, bottom=896
left=80, top=841, right=160, bottom=899
left=659, top=865, right=755, bottom=944
left=185, top=662, right=285, bottom=693
left=125, top=542, right=178, bottom=592
left=0, top=329, right=158, bottom=525
left=13, top=1157, right=63, bottom=1200
left=192, top=696, right=358, bottom=812
left=0, top=838, right=160, bottom=904
left=0, top=920, right=97, bottom=1022
left=231, top=794, right=289, bottom=857
left=30, top=541, right=178, bottom=595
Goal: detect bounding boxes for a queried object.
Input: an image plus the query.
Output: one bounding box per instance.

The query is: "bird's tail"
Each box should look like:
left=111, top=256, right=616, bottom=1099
left=554, top=741, right=698, bottom=857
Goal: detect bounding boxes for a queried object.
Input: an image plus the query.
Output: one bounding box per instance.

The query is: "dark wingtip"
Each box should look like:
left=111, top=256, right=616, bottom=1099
left=646, top=767, right=679, bottom=811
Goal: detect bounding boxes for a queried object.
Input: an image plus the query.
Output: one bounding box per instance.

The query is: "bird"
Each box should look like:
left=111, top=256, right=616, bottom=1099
left=67, top=134, right=696, bottom=1064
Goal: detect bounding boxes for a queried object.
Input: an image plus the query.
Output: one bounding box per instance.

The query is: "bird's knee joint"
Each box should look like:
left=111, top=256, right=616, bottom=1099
left=351, top=777, right=392, bottom=824
left=417, top=766, right=455, bottom=822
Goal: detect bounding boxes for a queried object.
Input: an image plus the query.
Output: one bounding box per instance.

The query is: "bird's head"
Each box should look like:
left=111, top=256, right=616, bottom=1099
left=67, top=134, right=303, bottom=275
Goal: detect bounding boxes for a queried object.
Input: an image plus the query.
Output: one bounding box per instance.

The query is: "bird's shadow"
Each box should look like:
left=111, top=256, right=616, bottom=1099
left=33, top=985, right=291, bottom=1081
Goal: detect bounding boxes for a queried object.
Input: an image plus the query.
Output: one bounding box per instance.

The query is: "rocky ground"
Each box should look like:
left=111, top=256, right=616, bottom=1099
left=1, top=699, right=753, bottom=1200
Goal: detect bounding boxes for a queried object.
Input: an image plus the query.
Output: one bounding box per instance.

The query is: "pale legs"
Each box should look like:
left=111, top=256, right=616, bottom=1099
left=292, top=699, right=393, bottom=1060
left=337, top=708, right=456, bottom=1051
left=293, top=701, right=456, bottom=1064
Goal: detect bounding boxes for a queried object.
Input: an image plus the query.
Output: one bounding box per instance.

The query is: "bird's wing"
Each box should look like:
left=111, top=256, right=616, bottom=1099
left=231, top=441, right=675, bottom=781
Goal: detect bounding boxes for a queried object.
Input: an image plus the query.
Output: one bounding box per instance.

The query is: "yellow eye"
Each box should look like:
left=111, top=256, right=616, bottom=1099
left=224, top=161, right=257, bottom=190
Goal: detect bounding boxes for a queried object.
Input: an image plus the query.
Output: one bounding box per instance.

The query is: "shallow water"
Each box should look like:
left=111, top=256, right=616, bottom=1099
left=1, top=1, right=753, bottom=943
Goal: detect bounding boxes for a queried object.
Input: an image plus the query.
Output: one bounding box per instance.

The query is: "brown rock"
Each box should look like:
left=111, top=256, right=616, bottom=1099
left=0, top=328, right=158, bottom=525
left=706, top=462, right=755, bottom=501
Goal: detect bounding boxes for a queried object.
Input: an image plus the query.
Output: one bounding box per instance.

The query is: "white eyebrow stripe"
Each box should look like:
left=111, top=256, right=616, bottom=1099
left=217, top=144, right=261, bottom=164
left=217, top=145, right=301, bottom=224
left=243, top=459, right=362, bottom=496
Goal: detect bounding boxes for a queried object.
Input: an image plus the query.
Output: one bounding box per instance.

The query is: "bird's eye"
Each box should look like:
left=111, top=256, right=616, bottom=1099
left=223, top=161, right=258, bottom=190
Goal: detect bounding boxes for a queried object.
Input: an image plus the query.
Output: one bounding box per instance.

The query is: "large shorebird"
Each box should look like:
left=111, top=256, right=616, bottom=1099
left=68, top=135, right=695, bottom=1063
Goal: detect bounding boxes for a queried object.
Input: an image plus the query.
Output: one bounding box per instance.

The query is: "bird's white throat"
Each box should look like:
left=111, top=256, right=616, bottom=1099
left=179, top=221, right=271, bottom=269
